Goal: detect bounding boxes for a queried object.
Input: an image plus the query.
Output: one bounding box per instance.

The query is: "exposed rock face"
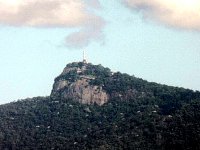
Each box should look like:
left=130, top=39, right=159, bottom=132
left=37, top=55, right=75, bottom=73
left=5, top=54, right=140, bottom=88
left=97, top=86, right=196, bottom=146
left=50, top=62, right=156, bottom=105
left=58, top=78, right=108, bottom=105
left=51, top=62, right=109, bottom=106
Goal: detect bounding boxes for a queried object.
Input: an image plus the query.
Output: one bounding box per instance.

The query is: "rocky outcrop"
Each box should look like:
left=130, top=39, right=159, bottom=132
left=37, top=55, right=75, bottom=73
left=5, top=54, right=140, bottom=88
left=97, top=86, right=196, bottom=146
left=58, top=78, right=108, bottom=105
left=51, top=62, right=109, bottom=106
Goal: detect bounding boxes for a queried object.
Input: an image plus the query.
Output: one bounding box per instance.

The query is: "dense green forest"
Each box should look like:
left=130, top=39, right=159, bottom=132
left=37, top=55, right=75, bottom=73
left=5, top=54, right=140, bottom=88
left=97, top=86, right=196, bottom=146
left=0, top=62, right=199, bottom=149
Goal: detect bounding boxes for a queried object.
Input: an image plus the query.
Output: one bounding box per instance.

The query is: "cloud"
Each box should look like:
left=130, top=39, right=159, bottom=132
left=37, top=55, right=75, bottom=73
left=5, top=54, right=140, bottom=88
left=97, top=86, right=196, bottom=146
left=123, top=0, right=200, bottom=31
left=0, top=0, right=105, bottom=48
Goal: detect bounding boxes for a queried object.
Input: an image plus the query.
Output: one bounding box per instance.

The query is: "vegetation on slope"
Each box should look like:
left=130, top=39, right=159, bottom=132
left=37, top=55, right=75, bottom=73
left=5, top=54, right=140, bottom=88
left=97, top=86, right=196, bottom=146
left=0, top=96, right=199, bottom=149
left=0, top=62, right=199, bottom=149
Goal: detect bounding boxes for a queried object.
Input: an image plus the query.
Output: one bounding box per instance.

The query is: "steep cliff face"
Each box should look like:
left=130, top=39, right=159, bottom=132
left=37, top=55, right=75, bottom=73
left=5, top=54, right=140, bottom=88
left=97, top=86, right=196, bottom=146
left=51, top=62, right=154, bottom=105
left=51, top=62, right=109, bottom=105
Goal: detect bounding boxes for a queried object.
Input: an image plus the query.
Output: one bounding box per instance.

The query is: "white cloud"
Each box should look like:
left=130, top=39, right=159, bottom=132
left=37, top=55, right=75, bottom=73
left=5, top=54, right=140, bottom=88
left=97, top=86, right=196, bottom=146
left=123, top=0, right=200, bottom=31
left=0, top=0, right=105, bottom=48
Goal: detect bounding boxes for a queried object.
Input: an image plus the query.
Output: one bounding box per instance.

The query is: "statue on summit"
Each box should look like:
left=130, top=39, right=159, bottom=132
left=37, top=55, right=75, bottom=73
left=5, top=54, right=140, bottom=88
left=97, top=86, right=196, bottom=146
left=83, top=50, right=87, bottom=64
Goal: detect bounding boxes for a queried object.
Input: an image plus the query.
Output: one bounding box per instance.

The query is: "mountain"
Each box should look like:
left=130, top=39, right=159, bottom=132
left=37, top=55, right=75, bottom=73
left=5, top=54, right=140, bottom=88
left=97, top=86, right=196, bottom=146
left=51, top=62, right=110, bottom=105
left=0, top=62, right=200, bottom=149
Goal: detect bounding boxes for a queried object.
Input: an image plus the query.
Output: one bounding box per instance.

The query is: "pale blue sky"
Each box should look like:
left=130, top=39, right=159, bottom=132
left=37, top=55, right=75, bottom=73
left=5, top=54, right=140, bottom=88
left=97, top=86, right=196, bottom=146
left=0, top=0, right=200, bottom=104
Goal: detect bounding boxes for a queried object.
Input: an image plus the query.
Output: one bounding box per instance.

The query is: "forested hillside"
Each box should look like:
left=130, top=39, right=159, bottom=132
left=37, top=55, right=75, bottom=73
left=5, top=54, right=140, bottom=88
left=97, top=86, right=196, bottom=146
left=0, top=62, right=199, bottom=149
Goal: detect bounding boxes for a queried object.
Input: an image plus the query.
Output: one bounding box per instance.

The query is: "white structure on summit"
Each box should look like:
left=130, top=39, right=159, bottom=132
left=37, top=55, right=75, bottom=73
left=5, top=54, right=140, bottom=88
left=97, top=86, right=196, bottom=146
left=83, top=50, right=87, bottom=63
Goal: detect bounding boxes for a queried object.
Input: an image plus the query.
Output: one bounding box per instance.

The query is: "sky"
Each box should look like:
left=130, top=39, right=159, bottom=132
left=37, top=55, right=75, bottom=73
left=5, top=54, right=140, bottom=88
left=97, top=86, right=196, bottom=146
left=0, top=0, right=200, bottom=104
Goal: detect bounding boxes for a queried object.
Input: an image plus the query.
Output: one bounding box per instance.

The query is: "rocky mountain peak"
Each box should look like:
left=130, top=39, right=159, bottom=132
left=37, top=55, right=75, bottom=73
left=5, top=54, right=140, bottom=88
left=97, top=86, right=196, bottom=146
left=50, top=62, right=110, bottom=105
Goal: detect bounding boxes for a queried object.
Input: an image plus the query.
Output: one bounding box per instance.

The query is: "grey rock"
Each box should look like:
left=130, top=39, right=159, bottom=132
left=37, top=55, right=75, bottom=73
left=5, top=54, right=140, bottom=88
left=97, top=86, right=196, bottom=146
left=51, top=64, right=109, bottom=106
